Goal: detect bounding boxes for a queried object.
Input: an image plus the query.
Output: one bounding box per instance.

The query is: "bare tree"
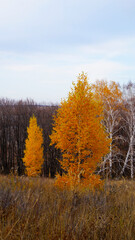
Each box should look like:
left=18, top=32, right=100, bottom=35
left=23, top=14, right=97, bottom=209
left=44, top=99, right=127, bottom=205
left=92, top=80, right=123, bottom=178
left=120, top=82, right=135, bottom=179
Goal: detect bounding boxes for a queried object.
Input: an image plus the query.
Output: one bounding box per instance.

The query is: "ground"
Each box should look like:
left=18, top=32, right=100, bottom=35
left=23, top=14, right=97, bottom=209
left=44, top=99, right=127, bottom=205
left=0, top=175, right=135, bottom=240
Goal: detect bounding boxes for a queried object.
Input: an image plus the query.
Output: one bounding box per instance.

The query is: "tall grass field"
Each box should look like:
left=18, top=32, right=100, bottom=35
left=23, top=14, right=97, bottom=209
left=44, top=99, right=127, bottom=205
left=0, top=176, right=135, bottom=239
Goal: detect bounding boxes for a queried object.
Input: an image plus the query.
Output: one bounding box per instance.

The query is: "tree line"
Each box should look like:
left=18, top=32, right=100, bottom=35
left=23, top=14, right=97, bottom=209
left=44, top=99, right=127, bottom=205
left=0, top=99, right=60, bottom=177
left=0, top=79, right=135, bottom=179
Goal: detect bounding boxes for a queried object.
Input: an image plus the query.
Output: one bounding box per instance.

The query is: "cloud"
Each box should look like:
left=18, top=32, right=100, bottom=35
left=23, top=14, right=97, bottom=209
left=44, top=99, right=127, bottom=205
left=4, top=64, right=40, bottom=72
left=1, top=35, right=135, bottom=75
left=79, top=61, right=131, bottom=80
left=1, top=51, right=133, bottom=83
left=0, top=0, right=135, bottom=53
left=80, top=37, right=135, bottom=59
left=0, top=35, right=135, bottom=103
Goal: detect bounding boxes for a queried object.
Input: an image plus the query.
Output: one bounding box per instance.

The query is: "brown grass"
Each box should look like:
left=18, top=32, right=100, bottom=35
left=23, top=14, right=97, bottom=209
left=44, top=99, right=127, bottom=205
left=0, top=176, right=135, bottom=239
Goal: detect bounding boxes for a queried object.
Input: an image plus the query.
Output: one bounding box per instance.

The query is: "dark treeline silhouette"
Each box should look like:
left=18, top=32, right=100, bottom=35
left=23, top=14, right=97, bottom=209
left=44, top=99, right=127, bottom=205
left=0, top=98, right=61, bottom=177
left=0, top=81, right=135, bottom=178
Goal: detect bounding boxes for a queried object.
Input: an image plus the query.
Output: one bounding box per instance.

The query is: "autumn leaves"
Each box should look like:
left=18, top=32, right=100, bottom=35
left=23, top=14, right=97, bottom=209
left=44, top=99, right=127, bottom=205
left=50, top=73, right=110, bottom=189
left=22, top=115, right=44, bottom=177
left=23, top=72, right=119, bottom=189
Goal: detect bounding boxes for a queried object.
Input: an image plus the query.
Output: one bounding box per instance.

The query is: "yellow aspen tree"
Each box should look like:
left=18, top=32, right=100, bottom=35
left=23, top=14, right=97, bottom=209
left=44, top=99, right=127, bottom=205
left=22, top=115, right=44, bottom=176
left=50, top=73, right=110, bottom=190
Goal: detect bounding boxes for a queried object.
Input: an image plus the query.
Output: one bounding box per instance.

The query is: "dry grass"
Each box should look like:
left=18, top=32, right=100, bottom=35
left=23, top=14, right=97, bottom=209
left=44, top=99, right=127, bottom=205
left=0, top=176, right=135, bottom=240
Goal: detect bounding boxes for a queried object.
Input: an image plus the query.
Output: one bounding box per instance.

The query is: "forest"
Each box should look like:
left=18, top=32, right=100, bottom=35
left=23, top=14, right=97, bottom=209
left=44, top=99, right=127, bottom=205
left=1, top=76, right=135, bottom=239
left=0, top=78, right=135, bottom=180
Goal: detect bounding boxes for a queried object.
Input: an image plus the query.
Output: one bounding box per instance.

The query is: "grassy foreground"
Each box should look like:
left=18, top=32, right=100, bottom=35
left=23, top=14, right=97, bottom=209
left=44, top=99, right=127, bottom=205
left=0, top=176, right=135, bottom=240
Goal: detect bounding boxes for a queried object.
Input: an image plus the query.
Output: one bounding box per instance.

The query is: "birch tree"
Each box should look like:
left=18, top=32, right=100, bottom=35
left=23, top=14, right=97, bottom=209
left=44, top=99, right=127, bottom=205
left=92, top=80, right=123, bottom=178
left=120, top=82, right=135, bottom=179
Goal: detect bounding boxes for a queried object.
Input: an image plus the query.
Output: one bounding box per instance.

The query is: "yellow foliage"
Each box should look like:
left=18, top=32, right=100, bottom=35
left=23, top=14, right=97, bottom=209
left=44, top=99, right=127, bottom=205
left=92, top=80, right=123, bottom=112
left=50, top=73, right=110, bottom=190
left=22, top=115, right=44, bottom=176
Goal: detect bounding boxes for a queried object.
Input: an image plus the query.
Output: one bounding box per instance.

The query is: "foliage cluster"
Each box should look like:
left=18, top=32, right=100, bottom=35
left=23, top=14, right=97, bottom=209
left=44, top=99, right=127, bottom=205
left=22, top=115, right=44, bottom=176
left=50, top=73, right=110, bottom=189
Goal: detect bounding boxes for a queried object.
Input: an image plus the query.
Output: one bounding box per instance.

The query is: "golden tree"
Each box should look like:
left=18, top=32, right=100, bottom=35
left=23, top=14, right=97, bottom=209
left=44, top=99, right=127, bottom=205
left=92, top=80, right=123, bottom=177
left=50, top=73, right=110, bottom=190
left=23, top=115, right=44, bottom=176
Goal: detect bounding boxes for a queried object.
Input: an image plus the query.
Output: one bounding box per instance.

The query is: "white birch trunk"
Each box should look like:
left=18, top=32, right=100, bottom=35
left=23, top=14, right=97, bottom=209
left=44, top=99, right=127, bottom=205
left=120, top=138, right=132, bottom=176
left=131, top=144, right=134, bottom=179
left=109, top=132, right=113, bottom=178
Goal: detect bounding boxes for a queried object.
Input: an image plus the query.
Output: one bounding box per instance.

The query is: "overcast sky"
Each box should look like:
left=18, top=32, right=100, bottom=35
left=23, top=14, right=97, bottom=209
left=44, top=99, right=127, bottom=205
left=0, top=0, right=135, bottom=103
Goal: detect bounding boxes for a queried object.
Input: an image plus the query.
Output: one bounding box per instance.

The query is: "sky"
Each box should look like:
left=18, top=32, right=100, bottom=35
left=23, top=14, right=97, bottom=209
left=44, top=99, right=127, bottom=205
left=0, top=0, right=135, bottom=104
